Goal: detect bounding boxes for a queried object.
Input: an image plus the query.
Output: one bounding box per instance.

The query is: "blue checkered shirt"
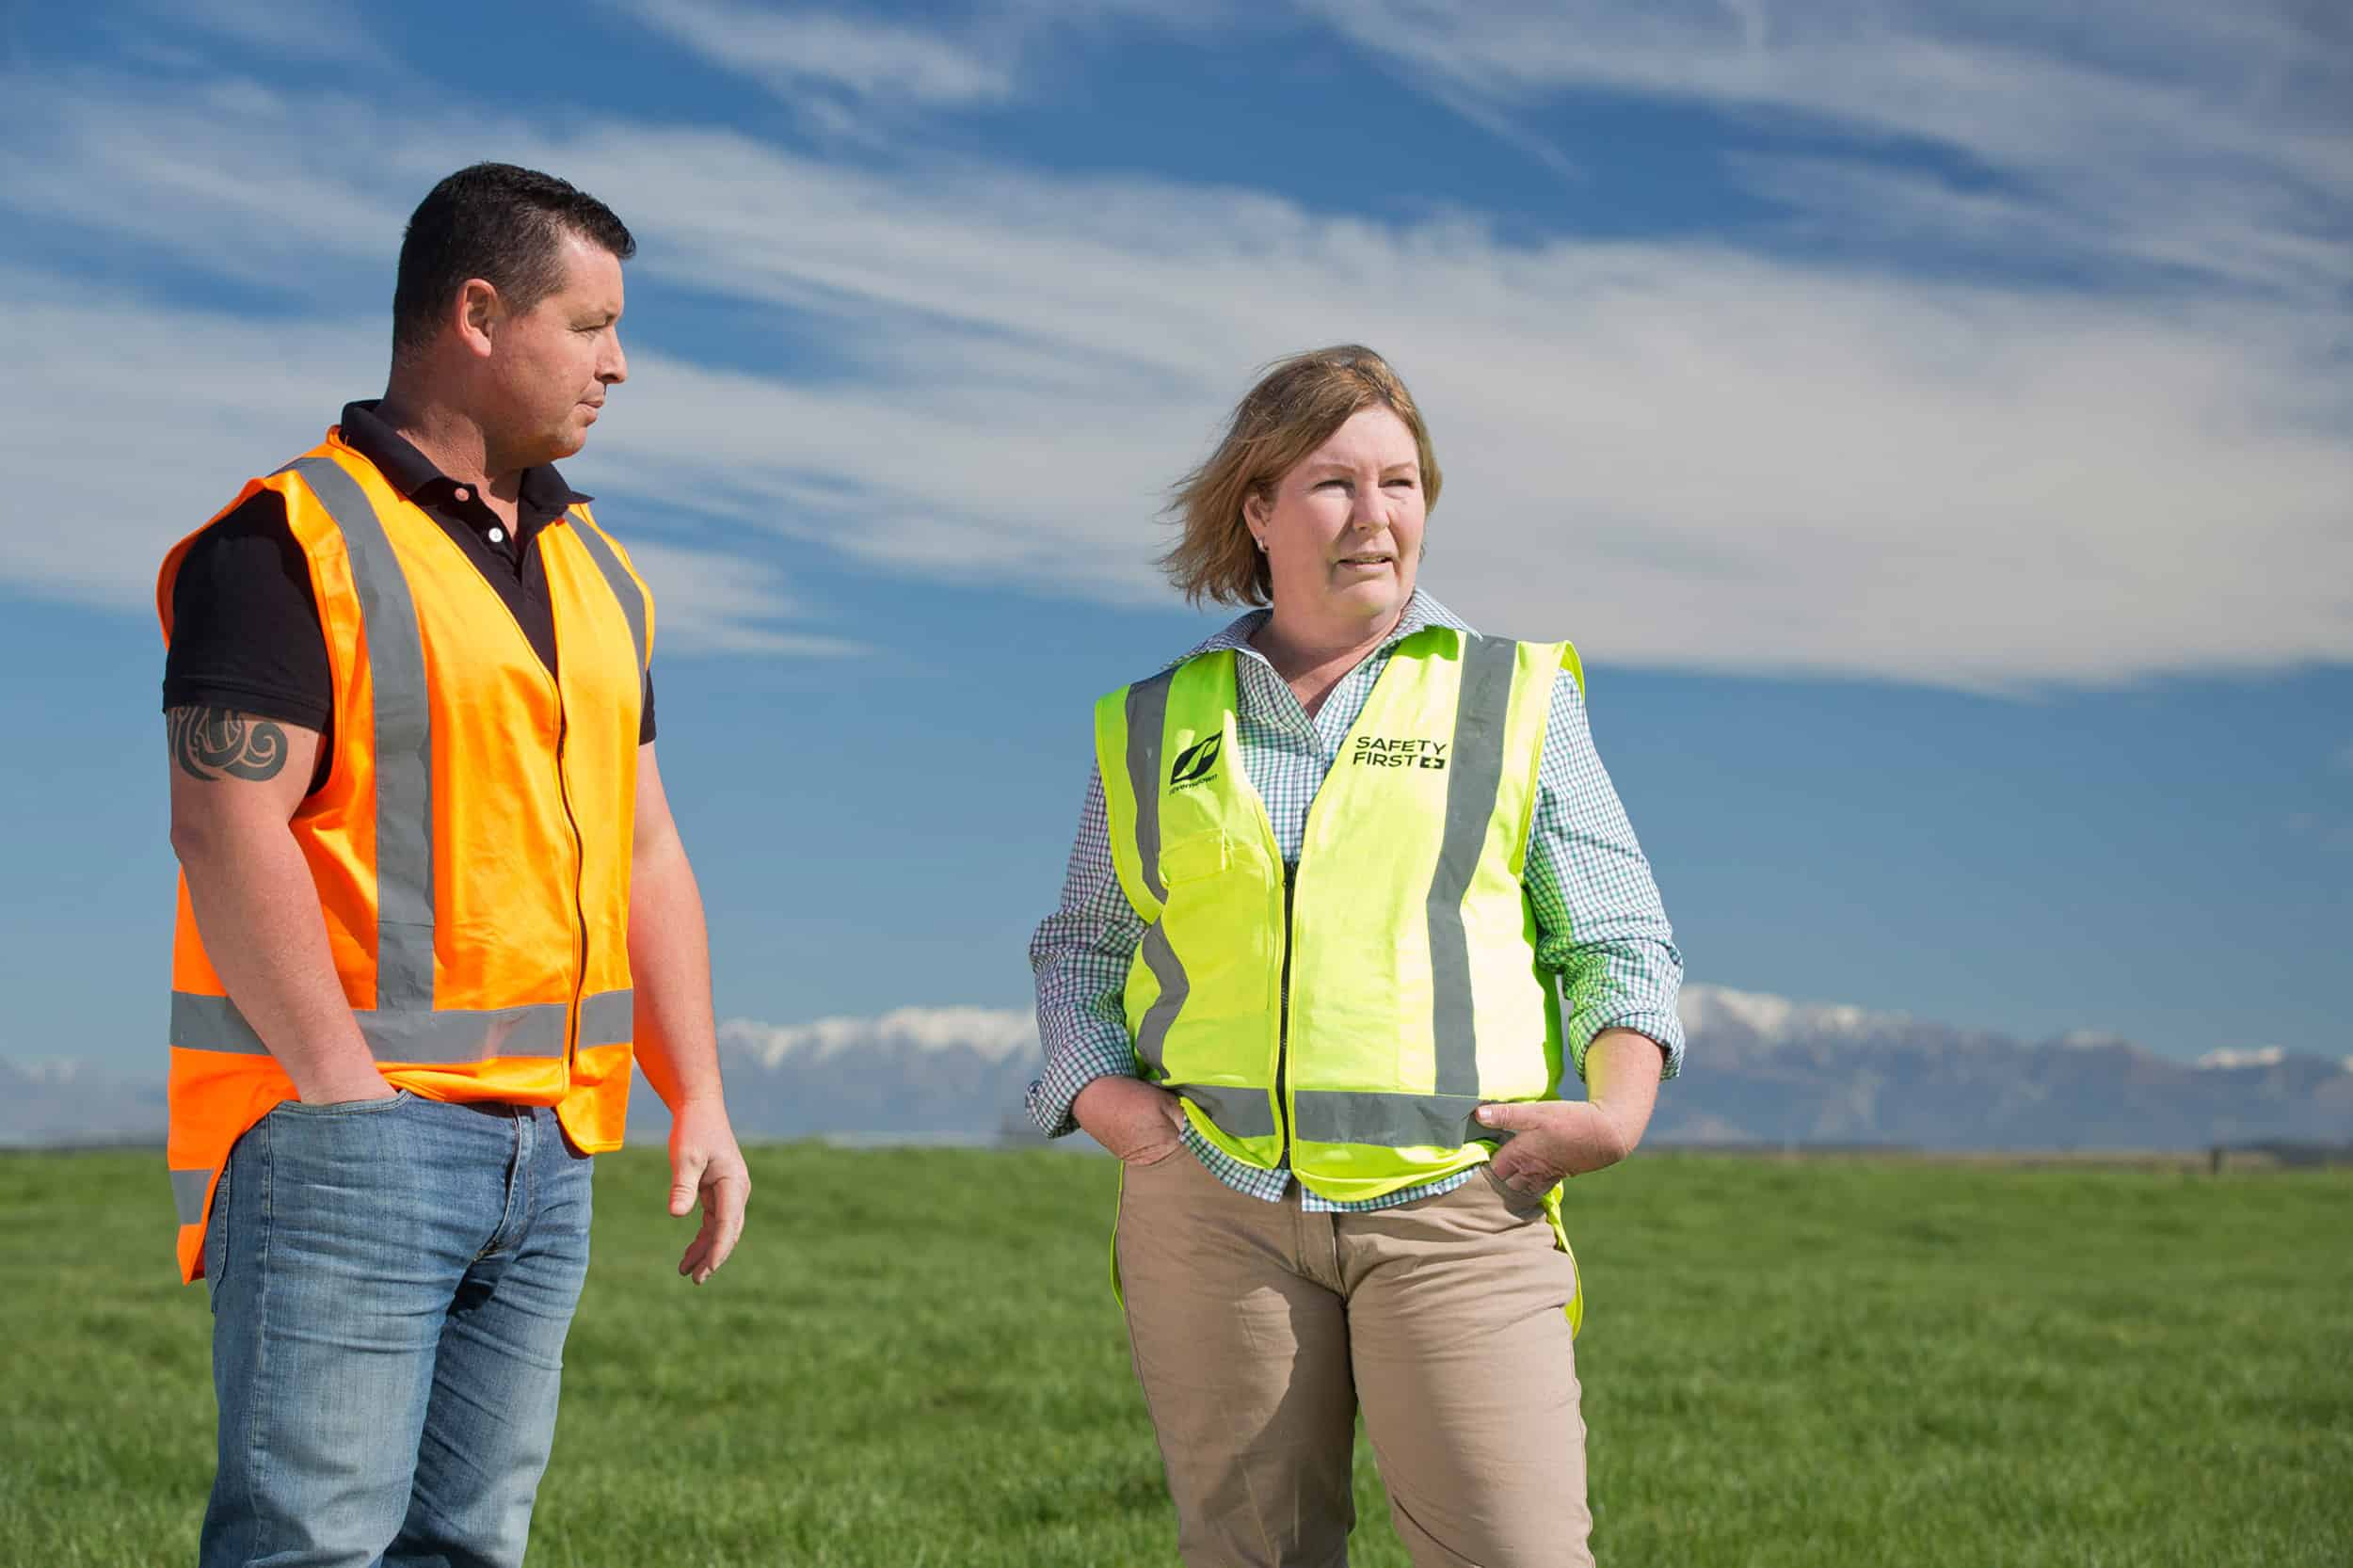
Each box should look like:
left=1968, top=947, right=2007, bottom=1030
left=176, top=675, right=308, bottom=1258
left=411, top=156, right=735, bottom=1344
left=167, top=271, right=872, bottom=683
left=1026, top=590, right=1684, bottom=1211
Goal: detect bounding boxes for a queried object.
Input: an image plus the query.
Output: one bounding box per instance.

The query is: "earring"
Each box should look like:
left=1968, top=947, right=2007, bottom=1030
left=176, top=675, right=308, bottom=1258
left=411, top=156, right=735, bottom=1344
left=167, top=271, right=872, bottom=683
left=1253, top=536, right=1267, bottom=552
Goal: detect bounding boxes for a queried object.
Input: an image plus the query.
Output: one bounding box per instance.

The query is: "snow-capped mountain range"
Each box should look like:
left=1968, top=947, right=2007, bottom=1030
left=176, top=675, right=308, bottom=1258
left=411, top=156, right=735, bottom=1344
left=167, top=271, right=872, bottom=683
left=8, top=986, right=2346, bottom=1149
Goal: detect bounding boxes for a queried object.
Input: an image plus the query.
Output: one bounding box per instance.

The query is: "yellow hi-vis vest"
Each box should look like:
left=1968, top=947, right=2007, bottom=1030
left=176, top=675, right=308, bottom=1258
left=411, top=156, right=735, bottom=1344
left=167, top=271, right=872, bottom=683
left=1096, top=625, right=1582, bottom=1206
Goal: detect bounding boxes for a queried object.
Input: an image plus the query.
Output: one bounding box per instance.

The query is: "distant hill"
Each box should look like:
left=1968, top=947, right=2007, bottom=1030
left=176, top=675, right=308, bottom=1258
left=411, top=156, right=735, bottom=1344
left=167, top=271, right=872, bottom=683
left=1656, top=987, right=2353, bottom=1149
left=10, top=987, right=2348, bottom=1150
left=638, top=985, right=2353, bottom=1152
left=656, top=1005, right=1045, bottom=1144
left=0, top=1058, right=169, bottom=1148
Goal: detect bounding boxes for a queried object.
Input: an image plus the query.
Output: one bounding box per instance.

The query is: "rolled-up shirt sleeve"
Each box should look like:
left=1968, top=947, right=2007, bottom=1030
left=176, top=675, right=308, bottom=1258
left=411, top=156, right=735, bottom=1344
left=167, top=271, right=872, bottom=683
left=1526, top=667, right=1687, bottom=1082
left=1027, top=762, right=1149, bottom=1137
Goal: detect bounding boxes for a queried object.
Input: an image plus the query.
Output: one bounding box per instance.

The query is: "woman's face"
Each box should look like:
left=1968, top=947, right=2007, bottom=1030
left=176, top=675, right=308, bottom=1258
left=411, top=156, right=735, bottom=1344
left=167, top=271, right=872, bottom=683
left=1246, top=406, right=1427, bottom=633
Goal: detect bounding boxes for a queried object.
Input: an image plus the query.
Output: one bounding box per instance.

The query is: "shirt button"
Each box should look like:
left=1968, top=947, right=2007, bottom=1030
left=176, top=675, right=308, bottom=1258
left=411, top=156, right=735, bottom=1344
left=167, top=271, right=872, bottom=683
left=488, top=526, right=506, bottom=544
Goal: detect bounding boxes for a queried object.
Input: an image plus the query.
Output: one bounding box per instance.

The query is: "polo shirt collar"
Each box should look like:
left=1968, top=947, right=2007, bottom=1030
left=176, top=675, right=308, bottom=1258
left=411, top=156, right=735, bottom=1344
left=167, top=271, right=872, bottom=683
left=336, top=399, right=592, bottom=519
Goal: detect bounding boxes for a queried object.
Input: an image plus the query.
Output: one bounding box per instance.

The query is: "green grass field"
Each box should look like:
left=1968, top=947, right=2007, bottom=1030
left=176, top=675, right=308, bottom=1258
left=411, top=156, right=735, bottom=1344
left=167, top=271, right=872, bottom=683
left=4, top=1144, right=2347, bottom=1566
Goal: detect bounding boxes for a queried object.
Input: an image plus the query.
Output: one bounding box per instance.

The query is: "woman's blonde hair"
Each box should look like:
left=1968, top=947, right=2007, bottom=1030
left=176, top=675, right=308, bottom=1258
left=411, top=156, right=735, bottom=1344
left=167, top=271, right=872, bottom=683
left=1160, top=344, right=1442, bottom=606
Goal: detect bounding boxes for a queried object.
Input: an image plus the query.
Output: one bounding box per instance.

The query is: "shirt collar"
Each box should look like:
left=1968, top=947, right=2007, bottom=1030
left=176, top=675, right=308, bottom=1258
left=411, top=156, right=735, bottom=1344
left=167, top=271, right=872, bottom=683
left=1165, top=588, right=1473, bottom=674
left=335, top=399, right=592, bottom=519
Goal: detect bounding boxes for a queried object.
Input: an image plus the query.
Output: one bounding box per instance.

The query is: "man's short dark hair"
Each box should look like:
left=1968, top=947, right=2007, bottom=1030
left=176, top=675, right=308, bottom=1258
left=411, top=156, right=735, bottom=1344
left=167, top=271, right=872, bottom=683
left=392, top=163, right=636, bottom=359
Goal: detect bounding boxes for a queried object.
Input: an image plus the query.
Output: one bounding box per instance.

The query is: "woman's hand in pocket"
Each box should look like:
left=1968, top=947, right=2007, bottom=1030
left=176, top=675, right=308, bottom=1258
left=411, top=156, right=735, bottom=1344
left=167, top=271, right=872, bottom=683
left=1474, top=1100, right=1631, bottom=1194
left=1476, top=1031, right=1665, bottom=1195
left=1073, top=1076, right=1189, bottom=1166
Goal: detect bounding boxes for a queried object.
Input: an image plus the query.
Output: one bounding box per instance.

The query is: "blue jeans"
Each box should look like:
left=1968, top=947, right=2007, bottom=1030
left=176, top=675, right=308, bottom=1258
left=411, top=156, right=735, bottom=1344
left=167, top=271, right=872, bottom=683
left=200, top=1093, right=593, bottom=1568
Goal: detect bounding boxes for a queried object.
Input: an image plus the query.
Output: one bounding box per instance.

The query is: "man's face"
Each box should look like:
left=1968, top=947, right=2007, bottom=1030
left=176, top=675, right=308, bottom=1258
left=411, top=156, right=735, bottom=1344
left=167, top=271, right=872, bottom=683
left=485, top=232, right=627, bottom=468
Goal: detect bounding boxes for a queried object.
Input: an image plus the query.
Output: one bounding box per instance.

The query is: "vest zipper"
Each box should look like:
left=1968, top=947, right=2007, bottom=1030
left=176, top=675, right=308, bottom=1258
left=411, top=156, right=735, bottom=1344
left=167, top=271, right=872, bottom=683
left=1275, top=859, right=1297, bottom=1156
left=524, top=527, right=589, bottom=1072
left=454, top=520, right=590, bottom=1068
left=553, top=704, right=590, bottom=1069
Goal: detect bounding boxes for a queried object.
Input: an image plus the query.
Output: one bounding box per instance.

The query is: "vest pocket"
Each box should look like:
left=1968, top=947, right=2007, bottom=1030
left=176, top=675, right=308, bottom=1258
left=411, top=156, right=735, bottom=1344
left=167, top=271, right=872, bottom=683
left=1160, top=831, right=1231, bottom=885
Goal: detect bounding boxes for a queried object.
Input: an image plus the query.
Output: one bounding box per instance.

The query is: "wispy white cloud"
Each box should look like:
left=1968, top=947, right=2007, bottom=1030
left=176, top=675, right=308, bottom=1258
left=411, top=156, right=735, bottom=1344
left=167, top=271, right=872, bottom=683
left=0, top=75, right=418, bottom=296
left=3, top=63, right=2346, bottom=686
left=719, top=1004, right=1039, bottom=1065
left=125, top=0, right=392, bottom=66
left=719, top=986, right=2200, bottom=1078
left=608, top=0, right=1234, bottom=136
left=2196, top=1045, right=2286, bottom=1070
left=1732, top=152, right=2350, bottom=300
left=1305, top=0, right=2353, bottom=300
left=1677, top=983, right=1909, bottom=1045
left=610, top=540, right=867, bottom=657
left=0, top=267, right=381, bottom=610
left=0, top=270, right=845, bottom=656
left=615, top=0, right=1019, bottom=112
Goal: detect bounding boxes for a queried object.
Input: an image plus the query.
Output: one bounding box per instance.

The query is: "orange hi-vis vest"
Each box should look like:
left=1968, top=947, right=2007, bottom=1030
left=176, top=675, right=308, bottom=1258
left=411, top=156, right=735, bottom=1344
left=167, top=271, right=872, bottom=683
left=156, top=429, right=653, bottom=1284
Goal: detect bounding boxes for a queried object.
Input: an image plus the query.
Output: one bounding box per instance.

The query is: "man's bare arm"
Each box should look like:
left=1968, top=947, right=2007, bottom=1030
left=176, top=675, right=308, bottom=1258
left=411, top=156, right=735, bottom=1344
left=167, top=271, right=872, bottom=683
left=627, top=743, right=748, bottom=1283
left=167, top=706, right=389, bottom=1105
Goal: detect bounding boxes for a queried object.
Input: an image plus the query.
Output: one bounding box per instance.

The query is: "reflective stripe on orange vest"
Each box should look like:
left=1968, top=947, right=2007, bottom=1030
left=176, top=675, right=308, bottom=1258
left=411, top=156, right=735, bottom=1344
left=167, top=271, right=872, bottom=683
left=158, top=433, right=653, bottom=1282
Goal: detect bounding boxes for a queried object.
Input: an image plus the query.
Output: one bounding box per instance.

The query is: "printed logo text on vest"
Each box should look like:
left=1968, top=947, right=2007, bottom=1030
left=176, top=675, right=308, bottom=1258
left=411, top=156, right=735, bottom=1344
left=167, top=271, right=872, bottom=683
left=1353, top=736, right=1449, bottom=770
left=1171, top=733, right=1224, bottom=788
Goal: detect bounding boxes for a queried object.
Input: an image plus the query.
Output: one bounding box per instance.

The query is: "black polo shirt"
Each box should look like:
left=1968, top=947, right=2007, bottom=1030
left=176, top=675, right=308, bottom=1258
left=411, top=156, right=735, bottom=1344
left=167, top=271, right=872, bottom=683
left=163, top=401, right=656, bottom=793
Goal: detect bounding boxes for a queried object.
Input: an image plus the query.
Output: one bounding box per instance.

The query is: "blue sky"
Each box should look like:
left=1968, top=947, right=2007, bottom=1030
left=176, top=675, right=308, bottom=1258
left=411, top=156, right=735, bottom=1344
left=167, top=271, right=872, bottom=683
left=1, top=0, right=2347, bottom=1080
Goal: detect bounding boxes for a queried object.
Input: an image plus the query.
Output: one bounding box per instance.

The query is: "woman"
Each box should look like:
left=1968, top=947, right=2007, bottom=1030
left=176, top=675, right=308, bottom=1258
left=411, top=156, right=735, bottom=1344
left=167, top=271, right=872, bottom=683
left=1028, top=344, right=1684, bottom=1568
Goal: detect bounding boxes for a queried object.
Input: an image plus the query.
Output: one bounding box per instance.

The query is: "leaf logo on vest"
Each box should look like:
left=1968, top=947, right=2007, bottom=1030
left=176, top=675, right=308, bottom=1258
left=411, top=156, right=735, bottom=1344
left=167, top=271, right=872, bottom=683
left=1170, top=734, right=1224, bottom=790
left=1352, top=736, right=1449, bottom=770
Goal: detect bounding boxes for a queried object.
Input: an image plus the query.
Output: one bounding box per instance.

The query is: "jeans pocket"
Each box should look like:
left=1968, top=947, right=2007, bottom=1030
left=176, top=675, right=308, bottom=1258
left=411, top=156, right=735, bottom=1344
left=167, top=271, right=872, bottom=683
left=272, top=1089, right=415, bottom=1118
left=202, top=1159, right=231, bottom=1311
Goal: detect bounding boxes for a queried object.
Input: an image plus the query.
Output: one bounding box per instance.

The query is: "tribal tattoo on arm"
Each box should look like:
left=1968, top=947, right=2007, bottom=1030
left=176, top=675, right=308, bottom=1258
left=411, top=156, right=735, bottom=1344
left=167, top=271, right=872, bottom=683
left=167, top=706, right=290, bottom=783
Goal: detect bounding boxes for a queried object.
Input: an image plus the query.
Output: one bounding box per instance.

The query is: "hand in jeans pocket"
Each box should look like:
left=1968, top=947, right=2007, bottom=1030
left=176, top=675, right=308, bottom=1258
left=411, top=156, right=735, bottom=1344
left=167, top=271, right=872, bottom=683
left=276, top=1089, right=412, bottom=1115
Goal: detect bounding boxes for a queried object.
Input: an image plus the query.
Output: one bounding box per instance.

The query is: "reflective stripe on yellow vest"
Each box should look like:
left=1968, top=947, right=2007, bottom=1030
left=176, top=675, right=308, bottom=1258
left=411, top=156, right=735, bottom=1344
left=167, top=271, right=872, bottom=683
left=1095, top=626, right=1582, bottom=1206
left=156, top=432, right=652, bottom=1283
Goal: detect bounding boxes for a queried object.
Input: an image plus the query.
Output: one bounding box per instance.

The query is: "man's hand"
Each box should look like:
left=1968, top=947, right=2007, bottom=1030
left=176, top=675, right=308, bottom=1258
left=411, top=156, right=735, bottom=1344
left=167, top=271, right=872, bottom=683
left=1475, top=1029, right=1666, bottom=1197
left=666, top=1099, right=749, bottom=1285
left=1073, top=1076, right=1188, bottom=1166
left=294, top=1072, right=399, bottom=1107
left=628, top=746, right=747, bottom=1286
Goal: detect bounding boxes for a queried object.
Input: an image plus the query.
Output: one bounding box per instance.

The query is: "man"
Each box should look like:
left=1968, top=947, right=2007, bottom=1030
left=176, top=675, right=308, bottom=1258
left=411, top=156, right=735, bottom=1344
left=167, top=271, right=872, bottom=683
left=159, top=163, right=749, bottom=1568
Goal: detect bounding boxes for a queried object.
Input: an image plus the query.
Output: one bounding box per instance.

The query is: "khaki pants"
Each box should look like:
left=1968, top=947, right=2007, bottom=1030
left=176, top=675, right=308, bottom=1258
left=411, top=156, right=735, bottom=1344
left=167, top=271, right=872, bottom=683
left=1115, top=1148, right=1592, bottom=1568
